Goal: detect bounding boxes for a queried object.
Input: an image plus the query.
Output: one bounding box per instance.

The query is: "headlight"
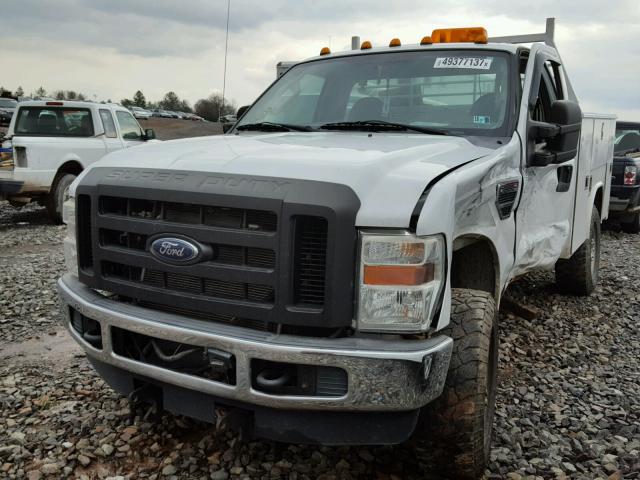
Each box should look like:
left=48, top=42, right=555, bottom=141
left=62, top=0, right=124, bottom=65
left=62, top=197, right=78, bottom=276
left=357, top=232, right=445, bottom=333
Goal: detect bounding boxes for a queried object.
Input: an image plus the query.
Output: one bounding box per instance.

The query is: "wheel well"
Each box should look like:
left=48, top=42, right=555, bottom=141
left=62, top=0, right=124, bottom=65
left=451, top=237, right=499, bottom=303
left=594, top=187, right=603, bottom=216
left=56, top=161, right=83, bottom=178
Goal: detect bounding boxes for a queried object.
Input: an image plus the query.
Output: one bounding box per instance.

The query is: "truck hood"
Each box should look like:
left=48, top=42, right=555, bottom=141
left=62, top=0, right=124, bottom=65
left=85, top=132, right=492, bottom=227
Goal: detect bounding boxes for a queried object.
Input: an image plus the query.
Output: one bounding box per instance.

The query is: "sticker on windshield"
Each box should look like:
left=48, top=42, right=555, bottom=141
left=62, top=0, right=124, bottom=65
left=434, top=57, right=493, bottom=69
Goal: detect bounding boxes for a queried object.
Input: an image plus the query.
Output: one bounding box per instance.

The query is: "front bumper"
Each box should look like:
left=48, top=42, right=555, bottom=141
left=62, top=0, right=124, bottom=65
left=58, top=273, right=452, bottom=413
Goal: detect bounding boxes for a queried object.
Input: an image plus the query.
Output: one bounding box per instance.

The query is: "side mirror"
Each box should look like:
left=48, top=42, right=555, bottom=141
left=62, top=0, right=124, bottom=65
left=529, top=100, right=582, bottom=166
left=236, top=105, right=250, bottom=118
left=144, top=128, right=156, bottom=140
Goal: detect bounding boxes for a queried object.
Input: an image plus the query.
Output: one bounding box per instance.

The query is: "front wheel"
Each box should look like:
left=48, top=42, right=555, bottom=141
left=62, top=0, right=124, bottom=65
left=555, top=206, right=601, bottom=295
left=414, top=288, right=498, bottom=480
left=46, top=173, right=77, bottom=224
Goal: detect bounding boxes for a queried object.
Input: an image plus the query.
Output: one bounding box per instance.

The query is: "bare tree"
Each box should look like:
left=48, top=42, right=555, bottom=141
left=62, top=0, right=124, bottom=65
left=194, top=93, right=236, bottom=121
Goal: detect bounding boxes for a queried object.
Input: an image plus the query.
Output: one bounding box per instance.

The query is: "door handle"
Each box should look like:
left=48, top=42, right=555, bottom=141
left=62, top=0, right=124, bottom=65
left=556, top=165, right=573, bottom=192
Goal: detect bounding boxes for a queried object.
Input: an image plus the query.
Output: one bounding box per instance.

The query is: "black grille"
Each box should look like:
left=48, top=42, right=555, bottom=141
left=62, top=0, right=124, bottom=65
left=293, top=216, right=328, bottom=306
left=100, top=196, right=277, bottom=232
left=102, top=261, right=274, bottom=304
left=98, top=228, right=276, bottom=269
left=75, top=169, right=359, bottom=331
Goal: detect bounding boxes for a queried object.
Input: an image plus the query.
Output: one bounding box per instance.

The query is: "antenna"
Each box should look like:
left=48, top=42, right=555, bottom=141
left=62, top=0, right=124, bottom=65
left=489, top=17, right=556, bottom=47
left=221, top=0, right=231, bottom=119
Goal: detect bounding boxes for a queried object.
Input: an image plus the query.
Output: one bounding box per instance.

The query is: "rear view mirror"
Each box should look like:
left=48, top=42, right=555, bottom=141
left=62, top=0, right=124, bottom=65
left=530, top=100, right=582, bottom=166
left=144, top=128, right=156, bottom=140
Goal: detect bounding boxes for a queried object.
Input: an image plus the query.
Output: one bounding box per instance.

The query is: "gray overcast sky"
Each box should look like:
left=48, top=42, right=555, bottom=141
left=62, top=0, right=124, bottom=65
left=2, top=0, right=639, bottom=119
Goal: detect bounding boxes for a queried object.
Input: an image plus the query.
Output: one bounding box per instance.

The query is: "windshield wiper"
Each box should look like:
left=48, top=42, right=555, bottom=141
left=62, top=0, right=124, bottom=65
left=236, top=122, right=312, bottom=132
left=319, top=120, right=448, bottom=135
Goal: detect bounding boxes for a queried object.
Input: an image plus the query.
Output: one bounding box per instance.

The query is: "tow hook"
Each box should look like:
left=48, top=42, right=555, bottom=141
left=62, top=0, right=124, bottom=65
left=255, top=368, right=291, bottom=393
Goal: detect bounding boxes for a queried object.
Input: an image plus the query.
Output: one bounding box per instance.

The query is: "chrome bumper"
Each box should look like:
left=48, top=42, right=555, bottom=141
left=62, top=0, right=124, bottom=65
left=58, top=274, right=452, bottom=412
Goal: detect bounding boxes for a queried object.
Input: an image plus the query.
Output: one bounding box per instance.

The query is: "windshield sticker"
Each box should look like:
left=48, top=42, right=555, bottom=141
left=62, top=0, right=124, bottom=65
left=434, top=57, right=493, bottom=69
left=473, top=115, right=491, bottom=124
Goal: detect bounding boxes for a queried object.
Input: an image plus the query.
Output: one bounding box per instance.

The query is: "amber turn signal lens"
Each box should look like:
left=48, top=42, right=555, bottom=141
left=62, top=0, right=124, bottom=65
left=363, top=264, right=435, bottom=286
left=320, top=47, right=331, bottom=55
left=431, top=27, right=488, bottom=44
left=361, top=40, right=372, bottom=50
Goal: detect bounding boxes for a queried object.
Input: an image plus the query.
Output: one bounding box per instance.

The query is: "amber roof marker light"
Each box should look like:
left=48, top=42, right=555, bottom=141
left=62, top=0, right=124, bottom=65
left=420, top=35, right=433, bottom=45
left=389, top=38, right=401, bottom=47
left=320, top=47, right=331, bottom=55
left=361, top=40, right=372, bottom=50
left=431, top=27, right=488, bottom=44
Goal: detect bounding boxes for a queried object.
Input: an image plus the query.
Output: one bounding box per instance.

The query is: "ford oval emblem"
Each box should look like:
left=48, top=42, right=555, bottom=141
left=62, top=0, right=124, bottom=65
left=149, top=236, right=201, bottom=264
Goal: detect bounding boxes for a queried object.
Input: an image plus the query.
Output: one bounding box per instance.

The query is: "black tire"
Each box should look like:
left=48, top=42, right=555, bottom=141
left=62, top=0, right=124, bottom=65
left=46, top=173, right=76, bottom=224
left=414, top=288, right=498, bottom=480
left=621, top=212, right=640, bottom=234
left=555, top=207, right=601, bottom=295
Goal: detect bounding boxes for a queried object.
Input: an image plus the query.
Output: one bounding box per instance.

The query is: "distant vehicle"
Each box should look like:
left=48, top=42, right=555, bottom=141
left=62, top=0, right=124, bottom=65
left=219, top=114, right=237, bottom=123
left=0, top=98, right=17, bottom=125
left=609, top=121, right=640, bottom=232
left=130, top=106, right=152, bottom=120
left=151, top=109, right=172, bottom=118
left=0, top=100, right=157, bottom=222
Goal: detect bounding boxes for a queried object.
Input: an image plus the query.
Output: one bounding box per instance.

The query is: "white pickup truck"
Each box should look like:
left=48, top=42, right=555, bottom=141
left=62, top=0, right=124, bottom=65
left=0, top=100, right=156, bottom=222
left=58, top=19, right=614, bottom=479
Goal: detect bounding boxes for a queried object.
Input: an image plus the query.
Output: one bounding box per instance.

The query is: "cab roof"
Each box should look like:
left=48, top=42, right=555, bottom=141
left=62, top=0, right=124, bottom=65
left=303, top=41, right=523, bottom=64
left=17, top=100, right=126, bottom=110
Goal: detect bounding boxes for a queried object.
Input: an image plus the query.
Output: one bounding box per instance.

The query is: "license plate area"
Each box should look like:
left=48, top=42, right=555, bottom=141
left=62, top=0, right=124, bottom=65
left=111, top=326, right=236, bottom=385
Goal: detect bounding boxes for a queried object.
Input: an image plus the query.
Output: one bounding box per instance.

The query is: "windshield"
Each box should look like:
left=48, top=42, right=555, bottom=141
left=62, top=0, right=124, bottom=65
left=0, top=99, right=17, bottom=109
left=615, top=125, right=640, bottom=153
left=237, top=50, right=512, bottom=135
left=14, top=107, right=94, bottom=137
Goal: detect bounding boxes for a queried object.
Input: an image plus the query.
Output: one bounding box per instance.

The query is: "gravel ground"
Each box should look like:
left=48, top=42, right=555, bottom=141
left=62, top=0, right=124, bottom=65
left=141, top=118, right=222, bottom=140
left=0, top=200, right=638, bottom=480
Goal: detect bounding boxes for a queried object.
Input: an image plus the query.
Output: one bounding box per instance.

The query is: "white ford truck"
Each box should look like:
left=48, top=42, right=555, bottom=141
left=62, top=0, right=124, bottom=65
left=0, top=100, right=156, bottom=223
left=58, top=19, right=614, bottom=478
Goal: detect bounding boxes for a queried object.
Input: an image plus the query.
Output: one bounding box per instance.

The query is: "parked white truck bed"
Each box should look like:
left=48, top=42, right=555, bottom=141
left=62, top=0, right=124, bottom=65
left=0, top=100, right=156, bottom=222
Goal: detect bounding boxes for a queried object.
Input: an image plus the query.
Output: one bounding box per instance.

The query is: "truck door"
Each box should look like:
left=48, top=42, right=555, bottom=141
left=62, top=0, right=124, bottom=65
left=513, top=48, right=577, bottom=272
left=99, top=109, right=123, bottom=155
